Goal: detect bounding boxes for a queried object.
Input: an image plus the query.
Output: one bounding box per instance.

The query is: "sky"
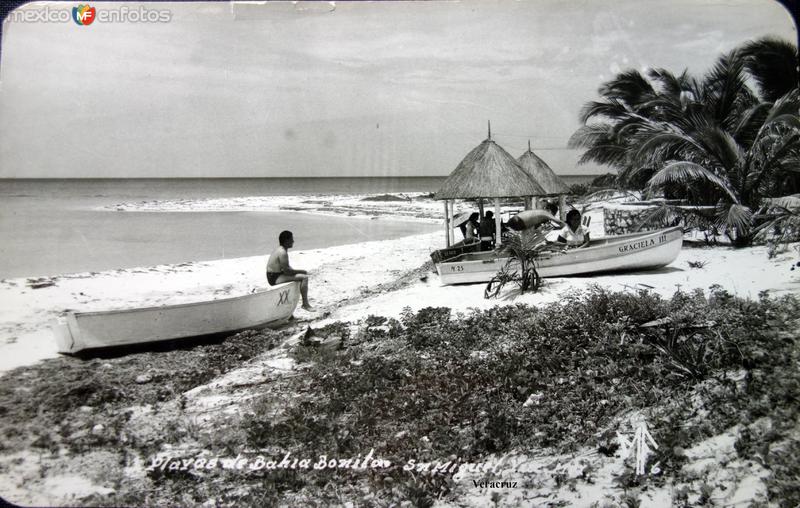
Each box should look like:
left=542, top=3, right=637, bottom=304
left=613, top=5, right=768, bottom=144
left=0, top=0, right=796, bottom=178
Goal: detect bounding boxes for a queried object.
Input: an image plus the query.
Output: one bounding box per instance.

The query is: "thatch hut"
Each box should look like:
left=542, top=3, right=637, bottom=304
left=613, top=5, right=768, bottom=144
left=435, top=125, right=546, bottom=247
left=517, top=140, right=570, bottom=219
left=517, top=141, right=569, bottom=195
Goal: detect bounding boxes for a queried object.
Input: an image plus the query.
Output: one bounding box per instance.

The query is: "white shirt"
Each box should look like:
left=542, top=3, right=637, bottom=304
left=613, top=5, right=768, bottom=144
left=465, top=224, right=476, bottom=239
left=558, top=225, right=588, bottom=246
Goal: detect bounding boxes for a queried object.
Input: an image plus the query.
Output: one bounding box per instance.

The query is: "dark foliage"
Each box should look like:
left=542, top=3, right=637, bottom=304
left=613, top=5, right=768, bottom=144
left=244, top=288, right=800, bottom=481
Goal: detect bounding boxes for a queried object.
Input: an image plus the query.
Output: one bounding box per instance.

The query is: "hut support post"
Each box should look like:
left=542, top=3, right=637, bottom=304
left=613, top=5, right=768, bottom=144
left=494, top=198, right=502, bottom=247
left=443, top=201, right=451, bottom=247
left=524, top=196, right=532, bottom=210
left=559, top=195, right=566, bottom=221
left=478, top=200, right=484, bottom=218
left=448, top=200, right=455, bottom=245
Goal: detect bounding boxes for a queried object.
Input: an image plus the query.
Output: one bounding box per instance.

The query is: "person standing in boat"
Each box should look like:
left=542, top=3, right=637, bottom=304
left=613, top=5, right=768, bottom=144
left=479, top=211, right=509, bottom=250
left=266, top=230, right=315, bottom=312
left=478, top=211, right=496, bottom=250
left=460, top=212, right=480, bottom=242
left=556, top=209, right=590, bottom=248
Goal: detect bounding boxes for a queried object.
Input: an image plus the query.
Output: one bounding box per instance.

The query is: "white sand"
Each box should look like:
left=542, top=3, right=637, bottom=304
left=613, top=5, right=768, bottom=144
left=0, top=230, right=441, bottom=372
left=328, top=241, right=800, bottom=324
left=1, top=198, right=798, bottom=373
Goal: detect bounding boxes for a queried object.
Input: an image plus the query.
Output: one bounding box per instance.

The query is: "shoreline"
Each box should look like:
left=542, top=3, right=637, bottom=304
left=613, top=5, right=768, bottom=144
left=0, top=192, right=450, bottom=281
left=101, top=192, right=445, bottom=223
left=0, top=230, right=443, bottom=373
left=0, top=195, right=605, bottom=373
left=2, top=226, right=798, bottom=374
left=1, top=191, right=799, bottom=373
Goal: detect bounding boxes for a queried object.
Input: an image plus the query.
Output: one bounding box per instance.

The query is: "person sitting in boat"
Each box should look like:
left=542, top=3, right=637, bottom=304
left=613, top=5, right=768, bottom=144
left=266, top=230, right=315, bottom=312
left=545, top=201, right=559, bottom=218
left=556, top=209, right=590, bottom=248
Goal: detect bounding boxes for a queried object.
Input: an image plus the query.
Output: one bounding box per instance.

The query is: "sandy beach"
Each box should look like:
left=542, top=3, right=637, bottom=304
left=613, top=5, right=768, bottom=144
left=1, top=196, right=799, bottom=508
left=0, top=192, right=454, bottom=372
left=0, top=196, right=797, bottom=508
left=2, top=194, right=798, bottom=374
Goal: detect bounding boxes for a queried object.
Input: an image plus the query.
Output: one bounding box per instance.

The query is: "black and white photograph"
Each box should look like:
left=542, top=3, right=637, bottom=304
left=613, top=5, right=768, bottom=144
left=0, top=0, right=799, bottom=505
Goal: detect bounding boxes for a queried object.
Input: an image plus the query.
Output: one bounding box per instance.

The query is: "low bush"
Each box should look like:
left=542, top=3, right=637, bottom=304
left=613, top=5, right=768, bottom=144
left=243, top=287, right=800, bottom=484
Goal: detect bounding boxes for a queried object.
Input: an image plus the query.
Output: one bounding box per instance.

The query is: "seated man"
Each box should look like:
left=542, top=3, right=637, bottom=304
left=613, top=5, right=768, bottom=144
left=556, top=209, right=590, bottom=248
left=266, top=230, right=315, bottom=311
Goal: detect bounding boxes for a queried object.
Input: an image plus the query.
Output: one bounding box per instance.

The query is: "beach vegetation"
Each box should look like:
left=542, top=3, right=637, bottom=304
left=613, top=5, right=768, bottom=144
left=3, top=289, right=799, bottom=506
left=236, top=288, right=799, bottom=505
left=686, top=260, right=707, bottom=269
left=0, top=329, right=283, bottom=456
left=484, top=234, right=543, bottom=298
left=569, top=37, right=800, bottom=246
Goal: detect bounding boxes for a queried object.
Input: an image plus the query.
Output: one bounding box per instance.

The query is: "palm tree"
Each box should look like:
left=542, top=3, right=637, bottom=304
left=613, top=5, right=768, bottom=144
left=569, top=37, right=800, bottom=246
left=740, top=37, right=799, bottom=103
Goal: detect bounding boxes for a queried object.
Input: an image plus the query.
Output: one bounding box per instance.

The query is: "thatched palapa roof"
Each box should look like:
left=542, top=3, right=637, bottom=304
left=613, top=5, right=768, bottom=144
left=517, top=141, right=570, bottom=195
left=435, top=132, right=545, bottom=200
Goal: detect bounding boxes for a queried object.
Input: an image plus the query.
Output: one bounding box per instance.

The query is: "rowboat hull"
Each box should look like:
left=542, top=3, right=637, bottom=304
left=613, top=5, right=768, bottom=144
left=53, top=282, right=300, bottom=354
left=430, top=238, right=482, bottom=264
left=435, top=226, right=683, bottom=285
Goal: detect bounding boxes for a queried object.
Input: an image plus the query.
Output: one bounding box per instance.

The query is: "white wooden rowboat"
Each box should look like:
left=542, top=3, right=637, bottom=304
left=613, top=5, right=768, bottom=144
left=435, top=226, right=683, bottom=285
left=53, top=282, right=300, bottom=354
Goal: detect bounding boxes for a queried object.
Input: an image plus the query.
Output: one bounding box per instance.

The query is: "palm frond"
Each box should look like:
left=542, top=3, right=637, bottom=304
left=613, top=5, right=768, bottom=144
left=748, top=131, right=800, bottom=195
left=618, top=164, right=660, bottom=188
left=647, top=68, right=691, bottom=97
left=761, top=89, right=800, bottom=129
left=696, top=127, right=745, bottom=172
left=576, top=143, right=631, bottom=168
left=739, top=37, right=799, bottom=103
left=567, top=124, right=612, bottom=149
left=579, top=99, right=631, bottom=123
left=598, top=70, right=656, bottom=106
left=753, top=196, right=800, bottom=240
left=732, top=102, right=772, bottom=147
left=580, top=188, right=640, bottom=203
left=703, top=51, right=754, bottom=129
left=633, top=203, right=682, bottom=231
left=775, top=156, right=800, bottom=173
left=633, top=203, right=716, bottom=231
left=635, top=132, right=701, bottom=166
left=763, top=195, right=800, bottom=210
left=715, top=202, right=753, bottom=235
left=647, top=161, right=739, bottom=203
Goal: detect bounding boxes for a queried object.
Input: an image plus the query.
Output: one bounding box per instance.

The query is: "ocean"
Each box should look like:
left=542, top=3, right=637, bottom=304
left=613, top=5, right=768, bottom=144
left=0, top=176, right=597, bottom=278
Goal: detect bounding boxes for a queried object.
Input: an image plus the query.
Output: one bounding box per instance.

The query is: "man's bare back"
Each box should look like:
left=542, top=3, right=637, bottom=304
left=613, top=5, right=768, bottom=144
left=266, top=231, right=314, bottom=312
left=266, top=246, right=290, bottom=274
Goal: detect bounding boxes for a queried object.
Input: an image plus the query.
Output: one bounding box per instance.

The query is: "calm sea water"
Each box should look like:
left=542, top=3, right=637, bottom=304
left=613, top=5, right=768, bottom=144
left=0, top=177, right=596, bottom=278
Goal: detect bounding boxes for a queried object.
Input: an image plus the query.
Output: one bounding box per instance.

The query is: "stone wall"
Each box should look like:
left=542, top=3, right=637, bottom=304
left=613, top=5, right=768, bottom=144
left=603, top=207, right=659, bottom=235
